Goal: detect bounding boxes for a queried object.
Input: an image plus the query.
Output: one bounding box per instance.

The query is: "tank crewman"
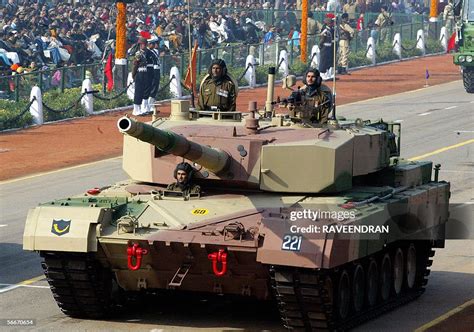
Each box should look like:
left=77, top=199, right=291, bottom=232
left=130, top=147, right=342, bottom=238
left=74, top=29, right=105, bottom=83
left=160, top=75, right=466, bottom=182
left=166, top=162, right=201, bottom=196
left=131, top=36, right=154, bottom=116
left=297, top=68, right=333, bottom=124
left=197, top=59, right=237, bottom=112
left=148, top=38, right=161, bottom=108
left=374, top=6, right=393, bottom=44
left=338, top=13, right=355, bottom=75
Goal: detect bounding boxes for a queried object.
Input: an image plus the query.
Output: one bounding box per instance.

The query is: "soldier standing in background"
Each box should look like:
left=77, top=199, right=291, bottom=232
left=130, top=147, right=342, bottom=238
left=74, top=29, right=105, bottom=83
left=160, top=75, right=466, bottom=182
left=338, top=13, right=355, bottom=75
left=307, top=12, right=322, bottom=51
left=148, top=38, right=161, bottom=109
left=132, top=36, right=154, bottom=116
left=443, top=1, right=455, bottom=35
left=319, top=15, right=336, bottom=80
left=375, top=6, right=393, bottom=44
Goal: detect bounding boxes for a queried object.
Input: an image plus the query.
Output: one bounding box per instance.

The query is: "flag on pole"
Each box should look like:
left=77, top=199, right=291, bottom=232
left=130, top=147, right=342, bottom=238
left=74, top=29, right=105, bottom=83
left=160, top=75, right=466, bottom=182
left=447, top=32, right=456, bottom=52
left=104, top=52, right=114, bottom=91
left=184, top=41, right=198, bottom=93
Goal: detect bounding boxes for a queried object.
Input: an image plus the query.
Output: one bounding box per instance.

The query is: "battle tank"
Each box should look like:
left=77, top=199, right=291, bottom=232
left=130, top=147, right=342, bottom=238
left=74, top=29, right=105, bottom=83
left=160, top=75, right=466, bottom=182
left=453, top=0, right=474, bottom=93
left=23, top=68, right=450, bottom=330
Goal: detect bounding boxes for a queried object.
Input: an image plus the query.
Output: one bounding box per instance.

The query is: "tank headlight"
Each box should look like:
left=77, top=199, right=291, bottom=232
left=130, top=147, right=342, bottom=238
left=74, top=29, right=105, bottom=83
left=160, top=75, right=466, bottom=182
left=459, top=55, right=466, bottom=62
left=466, top=56, right=473, bottom=63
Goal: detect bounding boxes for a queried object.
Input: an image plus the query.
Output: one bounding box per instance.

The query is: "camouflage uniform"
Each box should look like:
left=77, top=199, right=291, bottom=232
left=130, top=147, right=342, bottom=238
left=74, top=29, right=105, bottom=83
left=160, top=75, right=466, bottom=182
left=198, top=59, right=237, bottom=112
left=166, top=183, right=201, bottom=196
left=300, top=84, right=333, bottom=124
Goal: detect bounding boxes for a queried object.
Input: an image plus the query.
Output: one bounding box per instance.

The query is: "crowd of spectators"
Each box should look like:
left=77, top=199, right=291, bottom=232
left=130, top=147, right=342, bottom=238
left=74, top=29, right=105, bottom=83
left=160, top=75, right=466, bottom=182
left=0, top=0, right=432, bottom=76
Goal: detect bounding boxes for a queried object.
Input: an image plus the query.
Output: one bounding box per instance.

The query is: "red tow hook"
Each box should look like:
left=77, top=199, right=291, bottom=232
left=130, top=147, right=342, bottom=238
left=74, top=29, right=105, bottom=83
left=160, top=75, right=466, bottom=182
left=208, top=249, right=228, bottom=277
left=87, top=187, right=101, bottom=195
left=127, top=242, right=149, bottom=271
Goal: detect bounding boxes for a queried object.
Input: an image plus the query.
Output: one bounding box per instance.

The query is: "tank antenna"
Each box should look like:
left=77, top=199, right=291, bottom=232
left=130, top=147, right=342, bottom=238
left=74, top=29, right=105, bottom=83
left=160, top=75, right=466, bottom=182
left=331, top=9, right=338, bottom=120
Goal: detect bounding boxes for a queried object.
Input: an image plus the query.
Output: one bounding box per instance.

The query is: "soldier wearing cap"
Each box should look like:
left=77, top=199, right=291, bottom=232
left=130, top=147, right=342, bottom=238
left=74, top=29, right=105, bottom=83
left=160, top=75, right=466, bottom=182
left=148, top=37, right=161, bottom=108
left=338, top=13, right=354, bottom=75
left=166, top=162, right=201, bottom=196
left=197, top=59, right=237, bottom=112
left=132, top=36, right=154, bottom=116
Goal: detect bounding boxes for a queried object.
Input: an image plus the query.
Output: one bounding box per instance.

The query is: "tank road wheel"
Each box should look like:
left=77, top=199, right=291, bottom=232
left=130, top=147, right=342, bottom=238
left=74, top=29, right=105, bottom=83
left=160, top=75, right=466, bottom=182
left=380, top=254, right=392, bottom=301
left=352, top=264, right=365, bottom=313
left=336, top=270, right=351, bottom=320
left=463, top=67, right=474, bottom=93
left=393, top=248, right=404, bottom=296
left=366, top=259, right=378, bottom=307
left=406, top=244, right=417, bottom=289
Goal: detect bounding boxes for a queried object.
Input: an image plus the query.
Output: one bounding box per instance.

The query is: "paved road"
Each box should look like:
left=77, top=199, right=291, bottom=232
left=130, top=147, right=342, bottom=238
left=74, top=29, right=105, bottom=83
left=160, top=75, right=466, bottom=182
left=0, top=81, right=472, bottom=331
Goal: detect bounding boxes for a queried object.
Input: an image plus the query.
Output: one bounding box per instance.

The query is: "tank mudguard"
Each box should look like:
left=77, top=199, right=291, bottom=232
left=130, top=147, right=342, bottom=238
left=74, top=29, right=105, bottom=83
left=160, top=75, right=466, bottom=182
left=23, top=206, right=110, bottom=252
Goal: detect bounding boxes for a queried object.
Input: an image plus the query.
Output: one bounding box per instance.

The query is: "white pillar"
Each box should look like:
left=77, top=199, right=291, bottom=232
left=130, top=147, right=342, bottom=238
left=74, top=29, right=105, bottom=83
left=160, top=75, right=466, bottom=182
left=245, top=54, right=256, bottom=88
left=416, top=29, right=425, bottom=55
left=170, top=66, right=182, bottom=98
left=259, top=44, right=264, bottom=66
left=310, top=45, right=320, bottom=68
left=367, top=37, right=376, bottom=65
left=275, top=42, right=280, bottom=66
left=29, top=86, right=43, bottom=125
left=440, top=27, right=448, bottom=52
left=127, top=72, right=135, bottom=101
left=278, top=50, right=289, bottom=77
left=81, top=78, right=93, bottom=115
left=393, top=33, right=402, bottom=59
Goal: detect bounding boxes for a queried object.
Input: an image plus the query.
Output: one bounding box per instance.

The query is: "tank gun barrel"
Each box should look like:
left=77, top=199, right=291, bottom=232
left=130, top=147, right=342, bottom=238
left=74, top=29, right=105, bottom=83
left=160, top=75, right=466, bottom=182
left=118, top=117, right=230, bottom=174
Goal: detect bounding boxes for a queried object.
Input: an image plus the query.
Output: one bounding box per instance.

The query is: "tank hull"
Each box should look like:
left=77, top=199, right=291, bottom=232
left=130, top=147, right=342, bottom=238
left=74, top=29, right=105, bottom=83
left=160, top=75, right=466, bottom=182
left=29, top=177, right=449, bottom=328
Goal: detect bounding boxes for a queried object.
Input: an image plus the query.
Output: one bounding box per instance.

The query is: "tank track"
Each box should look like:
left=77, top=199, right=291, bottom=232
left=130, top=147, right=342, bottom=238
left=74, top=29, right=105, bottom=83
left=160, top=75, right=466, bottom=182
left=463, top=68, right=474, bottom=93
left=41, top=252, right=118, bottom=319
left=270, top=241, right=435, bottom=331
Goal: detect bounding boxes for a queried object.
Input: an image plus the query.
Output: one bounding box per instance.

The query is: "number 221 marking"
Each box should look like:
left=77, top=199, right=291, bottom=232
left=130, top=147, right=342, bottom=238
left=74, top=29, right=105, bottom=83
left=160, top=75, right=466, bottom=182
left=281, top=235, right=302, bottom=251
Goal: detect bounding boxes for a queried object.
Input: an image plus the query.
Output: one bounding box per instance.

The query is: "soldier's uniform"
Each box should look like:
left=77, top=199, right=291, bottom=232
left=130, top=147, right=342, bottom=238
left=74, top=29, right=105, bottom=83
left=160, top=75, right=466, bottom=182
left=166, top=162, right=201, bottom=196
left=148, top=40, right=161, bottom=106
left=443, top=3, right=454, bottom=35
left=375, top=9, right=393, bottom=44
left=338, top=15, right=355, bottom=74
left=132, top=37, right=155, bottom=115
left=166, top=182, right=201, bottom=196
left=198, top=59, right=237, bottom=112
left=300, top=84, right=333, bottom=124
left=319, top=21, right=335, bottom=77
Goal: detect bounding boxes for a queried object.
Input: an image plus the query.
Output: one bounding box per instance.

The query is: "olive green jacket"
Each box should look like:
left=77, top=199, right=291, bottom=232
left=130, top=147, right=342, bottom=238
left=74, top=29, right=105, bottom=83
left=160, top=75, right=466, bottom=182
left=166, top=182, right=201, bottom=195
left=197, top=75, right=237, bottom=112
left=301, top=84, right=332, bottom=124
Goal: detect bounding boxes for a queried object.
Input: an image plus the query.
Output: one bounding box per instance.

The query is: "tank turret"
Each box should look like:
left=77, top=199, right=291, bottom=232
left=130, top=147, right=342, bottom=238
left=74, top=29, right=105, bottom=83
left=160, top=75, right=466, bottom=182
left=118, top=107, right=399, bottom=193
